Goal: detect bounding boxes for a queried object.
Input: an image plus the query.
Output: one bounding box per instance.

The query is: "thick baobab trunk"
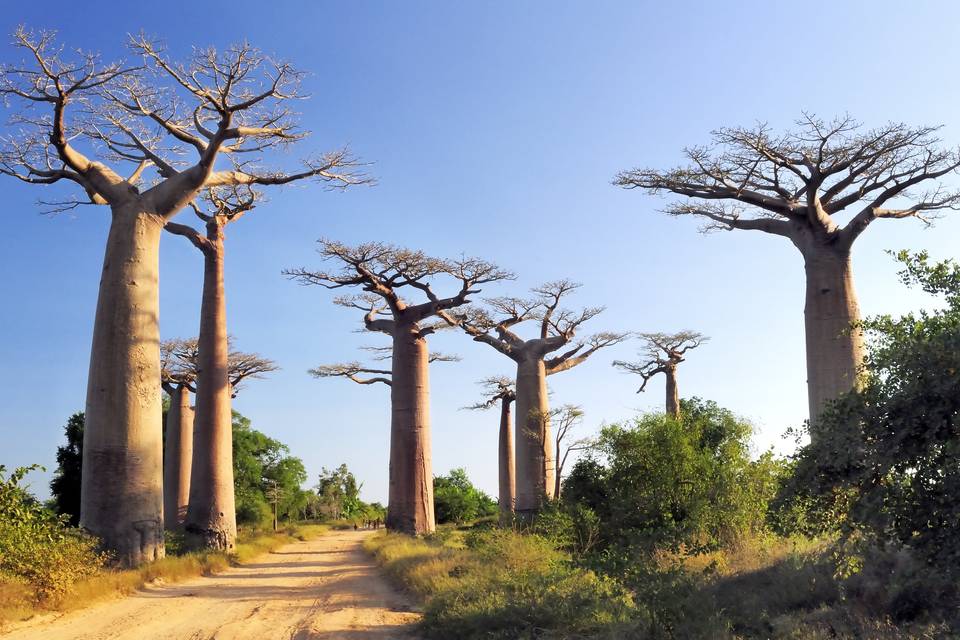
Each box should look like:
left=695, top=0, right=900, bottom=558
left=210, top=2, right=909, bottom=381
left=665, top=366, right=680, bottom=419
left=802, top=246, right=864, bottom=425
left=386, top=324, right=435, bottom=534
left=514, top=356, right=554, bottom=515
left=163, top=385, right=194, bottom=530
left=185, top=224, right=236, bottom=551
left=81, top=207, right=165, bottom=566
left=498, top=397, right=515, bottom=524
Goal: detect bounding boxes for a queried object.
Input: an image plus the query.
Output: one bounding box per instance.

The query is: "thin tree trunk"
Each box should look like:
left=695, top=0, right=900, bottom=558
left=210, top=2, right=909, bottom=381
left=514, top=355, right=554, bottom=515
left=386, top=324, right=435, bottom=534
left=802, top=246, right=864, bottom=425
left=185, top=222, right=236, bottom=551
left=163, top=385, right=194, bottom=530
left=80, top=207, right=165, bottom=566
left=665, top=366, right=680, bottom=419
left=498, top=397, right=515, bottom=524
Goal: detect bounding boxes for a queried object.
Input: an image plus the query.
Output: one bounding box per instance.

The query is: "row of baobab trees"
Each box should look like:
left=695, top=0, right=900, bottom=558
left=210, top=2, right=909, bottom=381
left=3, top=27, right=958, bottom=565
left=290, top=246, right=710, bottom=532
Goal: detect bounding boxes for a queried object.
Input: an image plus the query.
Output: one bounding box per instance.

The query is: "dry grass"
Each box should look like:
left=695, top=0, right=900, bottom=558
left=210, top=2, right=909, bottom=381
left=0, top=523, right=328, bottom=629
left=364, top=528, right=637, bottom=639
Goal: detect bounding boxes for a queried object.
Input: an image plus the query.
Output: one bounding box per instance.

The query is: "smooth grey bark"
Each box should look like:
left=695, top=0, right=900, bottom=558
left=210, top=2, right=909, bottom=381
left=163, top=384, right=194, bottom=530
left=514, top=355, right=553, bottom=514
left=81, top=207, right=166, bottom=566
left=801, top=245, right=863, bottom=425
left=498, top=395, right=515, bottom=523
left=386, top=323, right=435, bottom=535
left=185, top=221, right=237, bottom=551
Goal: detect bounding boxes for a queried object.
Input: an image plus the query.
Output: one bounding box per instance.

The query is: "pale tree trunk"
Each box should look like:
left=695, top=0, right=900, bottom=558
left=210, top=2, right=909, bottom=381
left=665, top=366, right=680, bottom=419
left=514, top=355, right=554, bottom=515
left=80, top=207, right=165, bottom=566
left=801, top=246, right=864, bottom=425
left=498, top=397, right=515, bottom=524
left=386, top=324, right=435, bottom=534
left=163, top=385, right=194, bottom=530
left=185, top=222, right=236, bottom=550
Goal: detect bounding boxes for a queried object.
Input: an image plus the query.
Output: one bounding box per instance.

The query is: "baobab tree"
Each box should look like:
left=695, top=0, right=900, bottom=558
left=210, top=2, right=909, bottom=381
left=164, top=188, right=263, bottom=550
left=160, top=339, right=197, bottom=531
left=458, top=281, right=627, bottom=515
left=160, top=338, right=276, bottom=533
left=551, top=405, right=589, bottom=498
left=613, top=331, right=707, bottom=419
left=616, top=115, right=960, bottom=425
left=0, top=29, right=365, bottom=563
left=287, top=240, right=512, bottom=534
left=464, top=377, right=517, bottom=523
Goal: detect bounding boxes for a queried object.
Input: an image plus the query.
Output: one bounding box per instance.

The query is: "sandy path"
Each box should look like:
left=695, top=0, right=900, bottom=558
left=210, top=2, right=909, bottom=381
left=2, top=529, right=420, bottom=640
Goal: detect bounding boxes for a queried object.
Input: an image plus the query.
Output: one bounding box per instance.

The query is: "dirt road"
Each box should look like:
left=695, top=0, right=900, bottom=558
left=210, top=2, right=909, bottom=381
left=2, top=529, right=420, bottom=640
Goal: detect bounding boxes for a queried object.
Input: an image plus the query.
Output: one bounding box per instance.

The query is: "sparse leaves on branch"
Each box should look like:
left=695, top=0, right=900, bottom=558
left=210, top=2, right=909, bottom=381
left=615, top=114, right=960, bottom=248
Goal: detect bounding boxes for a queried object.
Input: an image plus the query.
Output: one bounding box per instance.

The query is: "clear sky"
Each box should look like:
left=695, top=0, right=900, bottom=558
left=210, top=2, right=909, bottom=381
left=2, top=1, right=959, bottom=503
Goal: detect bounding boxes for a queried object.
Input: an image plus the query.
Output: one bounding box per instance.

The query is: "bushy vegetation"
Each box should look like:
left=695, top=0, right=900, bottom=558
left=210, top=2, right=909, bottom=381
left=365, top=528, right=637, bottom=639
left=773, top=251, right=960, bottom=626
left=433, top=468, right=497, bottom=525
left=562, top=398, right=784, bottom=558
left=0, top=465, right=105, bottom=603
left=232, top=411, right=311, bottom=529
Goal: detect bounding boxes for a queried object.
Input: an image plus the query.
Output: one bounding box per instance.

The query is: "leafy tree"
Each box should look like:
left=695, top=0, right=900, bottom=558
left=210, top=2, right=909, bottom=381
left=564, top=399, right=783, bottom=556
left=433, top=468, right=497, bottom=524
left=317, top=464, right=363, bottom=520
left=49, top=413, right=84, bottom=526
left=231, top=411, right=307, bottom=528
left=780, top=252, right=960, bottom=568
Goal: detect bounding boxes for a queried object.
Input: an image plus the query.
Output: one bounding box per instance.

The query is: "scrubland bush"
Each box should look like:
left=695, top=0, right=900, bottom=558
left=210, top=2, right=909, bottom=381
left=365, top=529, right=637, bottom=639
left=0, top=465, right=105, bottom=602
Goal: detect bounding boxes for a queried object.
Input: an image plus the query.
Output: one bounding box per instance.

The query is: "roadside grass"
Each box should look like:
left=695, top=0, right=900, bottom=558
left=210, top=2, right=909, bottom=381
left=0, top=523, right=328, bottom=629
left=366, top=527, right=951, bottom=639
left=364, top=526, right=639, bottom=639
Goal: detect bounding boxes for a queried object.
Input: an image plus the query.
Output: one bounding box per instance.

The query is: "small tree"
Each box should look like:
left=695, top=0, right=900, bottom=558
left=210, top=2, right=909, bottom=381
left=613, top=331, right=707, bottom=418
left=457, top=281, right=627, bottom=514
left=288, top=240, right=512, bottom=534
left=433, top=468, right=497, bottom=524
left=0, top=29, right=365, bottom=564
left=464, top=376, right=517, bottom=522
left=552, top=405, right=590, bottom=498
left=616, top=115, right=960, bottom=425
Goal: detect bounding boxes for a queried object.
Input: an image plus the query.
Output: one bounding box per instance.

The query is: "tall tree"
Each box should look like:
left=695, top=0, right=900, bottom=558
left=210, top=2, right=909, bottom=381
left=0, top=29, right=365, bottom=564
left=160, top=338, right=275, bottom=541
left=464, top=377, right=517, bottom=522
left=163, top=189, right=282, bottom=549
left=287, top=240, right=511, bottom=534
left=457, top=281, right=627, bottom=514
left=615, top=115, right=960, bottom=425
left=49, top=413, right=85, bottom=526
left=613, top=331, right=707, bottom=418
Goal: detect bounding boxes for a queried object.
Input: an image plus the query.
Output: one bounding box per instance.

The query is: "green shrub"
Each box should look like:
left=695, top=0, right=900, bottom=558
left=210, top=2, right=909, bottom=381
left=563, top=399, right=785, bottom=558
left=0, top=465, right=106, bottom=601
left=778, top=252, right=960, bottom=578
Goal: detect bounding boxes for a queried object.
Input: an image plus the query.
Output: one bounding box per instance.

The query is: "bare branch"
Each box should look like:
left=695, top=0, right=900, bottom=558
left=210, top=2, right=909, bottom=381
left=613, top=330, right=708, bottom=393
left=616, top=115, right=960, bottom=247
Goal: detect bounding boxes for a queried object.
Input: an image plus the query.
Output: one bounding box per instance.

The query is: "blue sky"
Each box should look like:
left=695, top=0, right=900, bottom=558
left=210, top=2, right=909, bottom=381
left=2, top=1, right=959, bottom=503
